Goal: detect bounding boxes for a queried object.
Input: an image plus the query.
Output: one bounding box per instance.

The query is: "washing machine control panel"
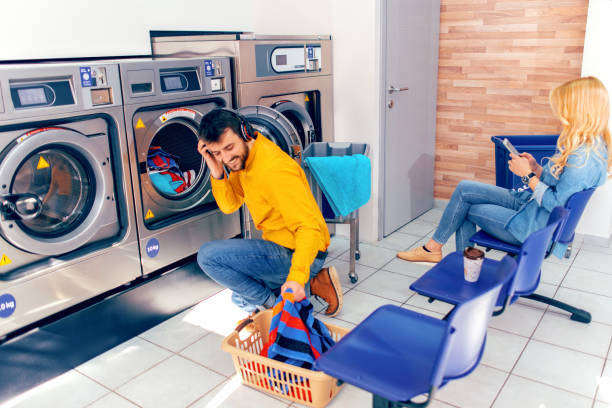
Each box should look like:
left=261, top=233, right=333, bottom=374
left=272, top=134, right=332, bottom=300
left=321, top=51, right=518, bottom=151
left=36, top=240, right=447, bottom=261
left=10, top=80, right=74, bottom=109
left=0, top=63, right=122, bottom=121
left=160, top=68, right=200, bottom=93
left=255, top=44, right=322, bottom=77
left=120, top=58, right=231, bottom=105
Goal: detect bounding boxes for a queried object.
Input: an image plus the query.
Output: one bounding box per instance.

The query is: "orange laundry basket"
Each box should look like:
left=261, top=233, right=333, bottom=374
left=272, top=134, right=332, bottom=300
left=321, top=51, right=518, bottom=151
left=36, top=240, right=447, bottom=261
left=222, top=309, right=350, bottom=408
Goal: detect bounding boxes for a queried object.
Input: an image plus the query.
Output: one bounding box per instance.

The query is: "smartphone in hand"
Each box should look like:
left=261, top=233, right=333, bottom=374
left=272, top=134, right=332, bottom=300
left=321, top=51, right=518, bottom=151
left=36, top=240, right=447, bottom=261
left=502, top=138, right=520, bottom=156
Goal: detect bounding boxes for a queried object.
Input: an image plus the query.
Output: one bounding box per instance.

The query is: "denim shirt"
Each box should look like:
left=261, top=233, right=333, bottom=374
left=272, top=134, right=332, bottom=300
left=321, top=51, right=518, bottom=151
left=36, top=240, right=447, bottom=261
left=505, top=142, right=608, bottom=258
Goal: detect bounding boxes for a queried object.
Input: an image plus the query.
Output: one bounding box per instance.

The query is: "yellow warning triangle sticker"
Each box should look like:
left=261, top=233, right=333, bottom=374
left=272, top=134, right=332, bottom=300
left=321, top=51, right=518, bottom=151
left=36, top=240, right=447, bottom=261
left=37, top=156, right=50, bottom=170
left=135, top=118, right=146, bottom=129
left=145, top=209, right=155, bottom=220
left=304, top=95, right=310, bottom=102
left=0, top=254, right=12, bottom=266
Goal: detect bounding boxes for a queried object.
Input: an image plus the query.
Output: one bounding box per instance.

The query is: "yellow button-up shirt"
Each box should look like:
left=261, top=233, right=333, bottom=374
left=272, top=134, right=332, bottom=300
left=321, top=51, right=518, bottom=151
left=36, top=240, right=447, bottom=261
left=210, top=134, right=330, bottom=285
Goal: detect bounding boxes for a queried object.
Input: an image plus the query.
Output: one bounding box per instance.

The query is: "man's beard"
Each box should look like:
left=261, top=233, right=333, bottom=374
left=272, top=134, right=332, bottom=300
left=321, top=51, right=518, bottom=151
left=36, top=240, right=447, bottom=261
left=225, top=154, right=246, bottom=171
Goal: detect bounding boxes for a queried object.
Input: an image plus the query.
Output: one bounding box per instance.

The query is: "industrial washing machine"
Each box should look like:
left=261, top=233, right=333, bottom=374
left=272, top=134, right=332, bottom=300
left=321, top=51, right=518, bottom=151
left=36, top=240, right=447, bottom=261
left=151, top=34, right=334, bottom=149
left=152, top=36, right=332, bottom=237
left=119, top=57, right=303, bottom=274
left=0, top=62, right=141, bottom=339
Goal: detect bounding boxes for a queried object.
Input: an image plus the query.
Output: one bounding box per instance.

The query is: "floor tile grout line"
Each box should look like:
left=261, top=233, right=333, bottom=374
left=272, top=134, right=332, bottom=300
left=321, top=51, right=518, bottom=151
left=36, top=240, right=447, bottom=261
left=85, top=349, right=177, bottom=393
left=508, top=371, right=602, bottom=401
left=171, top=349, right=235, bottom=380
left=559, top=284, right=612, bottom=300
left=592, top=337, right=612, bottom=407
left=351, top=287, right=414, bottom=305
left=83, top=390, right=144, bottom=408
left=75, top=369, right=145, bottom=408
left=507, top=336, right=607, bottom=391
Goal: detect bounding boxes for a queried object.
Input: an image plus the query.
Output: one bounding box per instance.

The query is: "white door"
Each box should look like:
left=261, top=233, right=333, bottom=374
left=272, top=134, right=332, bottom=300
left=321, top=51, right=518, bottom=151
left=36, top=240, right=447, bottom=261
left=382, top=0, right=440, bottom=236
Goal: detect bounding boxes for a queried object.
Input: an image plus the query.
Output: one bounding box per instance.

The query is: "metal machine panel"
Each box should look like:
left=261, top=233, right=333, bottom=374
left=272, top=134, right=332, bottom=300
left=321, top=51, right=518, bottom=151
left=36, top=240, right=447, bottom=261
left=236, top=37, right=332, bottom=83
left=120, top=58, right=232, bottom=106
left=0, top=62, right=141, bottom=339
left=120, top=58, right=241, bottom=276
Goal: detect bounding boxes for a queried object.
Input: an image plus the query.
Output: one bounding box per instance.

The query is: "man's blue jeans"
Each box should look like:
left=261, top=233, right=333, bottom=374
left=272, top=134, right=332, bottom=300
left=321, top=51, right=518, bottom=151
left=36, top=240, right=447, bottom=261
left=197, top=239, right=326, bottom=313
left=432, top=180, right=523, bottom=252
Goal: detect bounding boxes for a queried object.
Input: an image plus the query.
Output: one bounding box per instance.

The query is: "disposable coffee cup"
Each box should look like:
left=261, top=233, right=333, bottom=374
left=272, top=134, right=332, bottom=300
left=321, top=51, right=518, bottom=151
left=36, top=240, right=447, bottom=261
left=463, top=247, right=485, bottom=282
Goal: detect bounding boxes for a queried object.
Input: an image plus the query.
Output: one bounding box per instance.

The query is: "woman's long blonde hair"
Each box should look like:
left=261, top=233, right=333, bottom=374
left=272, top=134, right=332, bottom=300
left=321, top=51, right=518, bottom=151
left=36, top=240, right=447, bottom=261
left=549, top=76, right=611, bottom=177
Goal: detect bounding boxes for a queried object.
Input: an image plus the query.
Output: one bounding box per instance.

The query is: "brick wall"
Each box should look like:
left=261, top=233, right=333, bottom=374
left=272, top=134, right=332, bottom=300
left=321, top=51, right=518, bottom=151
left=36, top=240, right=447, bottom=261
left=434, top=0, right=589, bottom=198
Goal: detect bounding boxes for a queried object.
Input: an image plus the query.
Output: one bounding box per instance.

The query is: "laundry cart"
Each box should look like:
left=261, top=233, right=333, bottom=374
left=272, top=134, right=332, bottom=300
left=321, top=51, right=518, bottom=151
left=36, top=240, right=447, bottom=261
left=302, top=142, right=370, bottom=284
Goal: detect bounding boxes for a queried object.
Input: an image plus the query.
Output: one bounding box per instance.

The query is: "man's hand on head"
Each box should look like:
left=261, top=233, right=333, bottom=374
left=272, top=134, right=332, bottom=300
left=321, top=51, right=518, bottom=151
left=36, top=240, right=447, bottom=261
left=197, top=139, right=225, bottom=179
left=281, top=280, right=306, bottom=301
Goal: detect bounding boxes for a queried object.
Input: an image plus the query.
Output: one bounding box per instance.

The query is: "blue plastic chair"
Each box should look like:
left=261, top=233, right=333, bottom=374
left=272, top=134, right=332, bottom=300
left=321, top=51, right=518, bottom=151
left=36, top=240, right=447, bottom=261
left=469, top=190, right=596, bottom=323
left=314, top=256, right=516, bottom=408
left=470, top=187, right=596, bottom=258
left=492, top=207, right=568, bottom=314
left=413, top=207, right=591, bottom=323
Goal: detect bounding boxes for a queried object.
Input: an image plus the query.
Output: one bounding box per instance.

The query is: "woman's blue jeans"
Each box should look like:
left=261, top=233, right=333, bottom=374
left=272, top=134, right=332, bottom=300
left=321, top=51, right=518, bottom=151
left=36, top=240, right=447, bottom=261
left=432, top=180, right=523, bottom=251
left=197, top=239, right=325, bottom=313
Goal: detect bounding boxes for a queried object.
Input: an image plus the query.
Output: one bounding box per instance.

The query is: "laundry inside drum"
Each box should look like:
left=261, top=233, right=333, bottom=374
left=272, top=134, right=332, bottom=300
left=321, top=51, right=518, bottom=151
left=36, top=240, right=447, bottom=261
left=147, top=121, right=205, bottom=197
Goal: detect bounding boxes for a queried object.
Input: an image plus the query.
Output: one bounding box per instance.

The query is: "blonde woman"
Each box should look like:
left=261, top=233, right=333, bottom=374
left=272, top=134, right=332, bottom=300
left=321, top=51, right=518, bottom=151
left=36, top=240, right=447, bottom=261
left=398, top=76, right=611, bottom=263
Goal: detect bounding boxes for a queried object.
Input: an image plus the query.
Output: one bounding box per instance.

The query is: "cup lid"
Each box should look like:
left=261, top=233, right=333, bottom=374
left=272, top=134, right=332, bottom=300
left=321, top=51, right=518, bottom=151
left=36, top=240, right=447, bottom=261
left=464, top=247, right=485, bottom=260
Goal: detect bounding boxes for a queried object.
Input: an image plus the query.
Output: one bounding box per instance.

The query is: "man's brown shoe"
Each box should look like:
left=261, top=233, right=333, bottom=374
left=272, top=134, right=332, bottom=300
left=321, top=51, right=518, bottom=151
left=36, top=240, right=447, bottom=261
left=397, top=246, right=442, bottom=263
left=310, top=266, right=343, bottom=317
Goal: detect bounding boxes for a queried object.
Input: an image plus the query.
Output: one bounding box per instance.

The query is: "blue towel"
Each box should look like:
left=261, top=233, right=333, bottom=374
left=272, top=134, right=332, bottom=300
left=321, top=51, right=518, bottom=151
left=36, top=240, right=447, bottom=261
left=305, top=154, right=371, bottom=217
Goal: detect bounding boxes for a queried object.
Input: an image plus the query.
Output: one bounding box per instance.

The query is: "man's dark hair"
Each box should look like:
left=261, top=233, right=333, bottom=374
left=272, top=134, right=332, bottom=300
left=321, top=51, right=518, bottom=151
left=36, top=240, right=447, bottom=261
left=198, top=109, right=242, bottom=143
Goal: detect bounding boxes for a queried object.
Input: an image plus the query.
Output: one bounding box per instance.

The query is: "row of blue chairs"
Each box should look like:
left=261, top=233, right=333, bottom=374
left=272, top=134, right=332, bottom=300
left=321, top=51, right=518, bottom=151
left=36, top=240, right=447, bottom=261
left=314, top=188, right=595, bottom=407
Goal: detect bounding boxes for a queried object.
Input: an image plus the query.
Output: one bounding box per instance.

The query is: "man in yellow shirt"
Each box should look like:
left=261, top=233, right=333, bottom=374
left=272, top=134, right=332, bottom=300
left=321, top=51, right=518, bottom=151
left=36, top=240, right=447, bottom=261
left=196, top=109, right=342, bottom=317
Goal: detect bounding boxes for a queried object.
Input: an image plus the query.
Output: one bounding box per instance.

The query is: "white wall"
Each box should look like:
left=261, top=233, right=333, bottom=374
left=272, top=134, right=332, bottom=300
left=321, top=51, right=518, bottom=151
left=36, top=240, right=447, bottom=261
left=1, top=0, right=255, bottom=60
left=329, top=0, right=382, bottom=242
left=576, top=0, right=612, bottom=243
left=252, top=0, right=333, bottom=36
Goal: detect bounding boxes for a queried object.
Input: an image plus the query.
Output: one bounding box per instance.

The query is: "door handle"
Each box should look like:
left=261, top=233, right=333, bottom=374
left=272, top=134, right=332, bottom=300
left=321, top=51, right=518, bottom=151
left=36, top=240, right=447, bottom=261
left=388, top=85, right=409, bottom=94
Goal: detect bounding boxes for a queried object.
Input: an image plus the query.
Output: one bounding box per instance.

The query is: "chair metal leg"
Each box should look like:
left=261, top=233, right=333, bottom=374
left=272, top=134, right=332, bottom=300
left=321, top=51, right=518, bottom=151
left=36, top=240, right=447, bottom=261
left=373, top=394, right=394, bottom=408
left=522, top=293, right=591, bottom=323
left=372, top=387, right=435, bottom=408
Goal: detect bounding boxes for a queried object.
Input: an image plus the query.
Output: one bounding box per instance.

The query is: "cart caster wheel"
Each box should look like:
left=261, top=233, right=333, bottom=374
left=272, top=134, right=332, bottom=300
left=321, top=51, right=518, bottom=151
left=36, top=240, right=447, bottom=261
left=349, top=275, right=358, bottom=284
left=355, top=250, right=361, bottom=261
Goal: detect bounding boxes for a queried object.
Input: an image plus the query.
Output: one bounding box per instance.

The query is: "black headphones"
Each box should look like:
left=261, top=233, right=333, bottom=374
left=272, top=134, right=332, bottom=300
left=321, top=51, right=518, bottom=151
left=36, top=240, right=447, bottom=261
left=215, top=108, right=256, bottom=142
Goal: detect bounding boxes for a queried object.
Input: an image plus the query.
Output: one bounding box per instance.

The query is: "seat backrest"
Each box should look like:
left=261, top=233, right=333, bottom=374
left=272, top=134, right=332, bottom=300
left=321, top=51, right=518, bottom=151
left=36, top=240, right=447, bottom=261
left=508, top=207, right=568, bottom=298
left=434, top=256, right=516, bottom=384
left=558, top=188, right=596, bottom=244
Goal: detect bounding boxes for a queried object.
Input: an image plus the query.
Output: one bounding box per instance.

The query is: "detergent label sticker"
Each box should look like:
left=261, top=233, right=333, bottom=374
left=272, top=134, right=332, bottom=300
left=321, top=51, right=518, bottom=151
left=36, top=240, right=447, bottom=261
left=80, top=67, right=94, bottom=87
left=204, top=60, right=214, bottom=77
left=159, top=108, right=197, bottom=123
left=146, top=238, right=160, bottom=258
left=0, top=294, right=16, bottom=318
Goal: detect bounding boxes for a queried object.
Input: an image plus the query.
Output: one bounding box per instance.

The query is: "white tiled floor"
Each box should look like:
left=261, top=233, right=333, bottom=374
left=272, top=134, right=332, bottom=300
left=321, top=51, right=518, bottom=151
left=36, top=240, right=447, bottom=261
left=3, top=207, right=612, bottom=408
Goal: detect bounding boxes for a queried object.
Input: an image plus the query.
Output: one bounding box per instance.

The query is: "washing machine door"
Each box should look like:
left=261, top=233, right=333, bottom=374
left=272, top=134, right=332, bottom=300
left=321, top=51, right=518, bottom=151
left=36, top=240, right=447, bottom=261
left=136, top=103, right=220, bottom=228
left=0, top=127, right=111, bottom=256
left=237, top=105, right=303, bottom=162
left=270, top=101, right=317, bottom=148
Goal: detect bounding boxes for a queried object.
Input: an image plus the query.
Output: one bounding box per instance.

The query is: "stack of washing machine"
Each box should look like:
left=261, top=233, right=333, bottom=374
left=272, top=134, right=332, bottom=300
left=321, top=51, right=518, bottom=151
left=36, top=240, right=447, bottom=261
left=0, top=56, right=311, bottom=340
